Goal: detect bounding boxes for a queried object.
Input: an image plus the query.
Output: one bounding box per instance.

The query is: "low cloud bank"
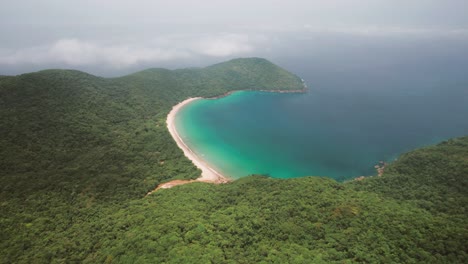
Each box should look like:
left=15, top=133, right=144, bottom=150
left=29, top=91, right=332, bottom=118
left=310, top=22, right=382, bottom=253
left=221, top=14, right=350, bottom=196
left=0, top=33, right=257, bottom=68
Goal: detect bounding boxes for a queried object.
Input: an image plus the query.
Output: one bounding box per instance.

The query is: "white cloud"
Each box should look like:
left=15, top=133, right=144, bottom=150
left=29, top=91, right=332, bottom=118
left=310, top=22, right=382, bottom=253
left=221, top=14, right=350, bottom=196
left=0, top=39, right=191, bottom=68
left=192, top=34, right=254, bottom=57
left=0, top=34, right=258, bottom=68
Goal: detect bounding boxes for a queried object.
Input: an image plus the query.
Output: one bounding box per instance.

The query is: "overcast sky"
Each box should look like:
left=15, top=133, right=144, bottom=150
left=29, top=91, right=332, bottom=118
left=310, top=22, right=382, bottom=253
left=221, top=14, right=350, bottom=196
left=1, top=0, right=467, bottom=75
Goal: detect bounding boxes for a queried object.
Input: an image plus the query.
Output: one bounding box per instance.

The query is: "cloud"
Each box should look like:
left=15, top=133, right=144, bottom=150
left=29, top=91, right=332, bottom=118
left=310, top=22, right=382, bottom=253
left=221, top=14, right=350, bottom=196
left=48, top=39, right=193, bottom=67
left=0, top=34, right=258, bottom=68
left=192, top=34, right=253, bottom=57
left=302, top=25, right=468, bottom=37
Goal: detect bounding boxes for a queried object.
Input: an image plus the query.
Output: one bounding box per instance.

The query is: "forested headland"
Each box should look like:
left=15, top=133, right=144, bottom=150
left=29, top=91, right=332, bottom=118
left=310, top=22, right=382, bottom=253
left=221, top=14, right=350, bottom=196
left=0, top=58, right=466, bottom=263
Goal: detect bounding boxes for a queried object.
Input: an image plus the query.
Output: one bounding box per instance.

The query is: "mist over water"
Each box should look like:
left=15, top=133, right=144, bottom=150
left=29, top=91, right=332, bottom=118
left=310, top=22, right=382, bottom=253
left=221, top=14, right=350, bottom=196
left=176, top=37, right=468, bottom=181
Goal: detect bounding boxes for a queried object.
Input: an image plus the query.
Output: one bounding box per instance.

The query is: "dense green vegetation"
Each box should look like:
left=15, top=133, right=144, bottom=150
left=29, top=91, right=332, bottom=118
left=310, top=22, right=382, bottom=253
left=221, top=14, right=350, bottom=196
left=0, top=58, right=304, bottom=202
left=1, top=58, right=466, bottom=263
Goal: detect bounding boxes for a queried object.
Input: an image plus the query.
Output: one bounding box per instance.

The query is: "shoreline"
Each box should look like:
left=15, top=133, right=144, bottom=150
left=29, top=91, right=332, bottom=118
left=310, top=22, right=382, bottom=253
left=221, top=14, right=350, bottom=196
left=205, top=87, right=308, bottom=100
left=166, top=98, right=231, bottom=182
left=148, top=88, right=306, bottom=194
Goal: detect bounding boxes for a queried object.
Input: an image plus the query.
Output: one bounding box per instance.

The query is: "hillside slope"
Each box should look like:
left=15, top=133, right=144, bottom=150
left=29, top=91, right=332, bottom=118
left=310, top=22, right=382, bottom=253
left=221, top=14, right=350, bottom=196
left=0, top=59, right=466, bottom=263
left=0, top=58, right=304, bottom=202
left=1, top=137, right=466, bottom=263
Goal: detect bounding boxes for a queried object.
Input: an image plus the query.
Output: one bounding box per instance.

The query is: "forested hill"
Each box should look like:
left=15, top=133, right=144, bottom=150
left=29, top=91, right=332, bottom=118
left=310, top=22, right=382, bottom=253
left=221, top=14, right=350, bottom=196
left=120, top=57, right=305, bottom=99
left=0, top=57, right=304, bottom=202
left=1, top=58, right=467, bottom=263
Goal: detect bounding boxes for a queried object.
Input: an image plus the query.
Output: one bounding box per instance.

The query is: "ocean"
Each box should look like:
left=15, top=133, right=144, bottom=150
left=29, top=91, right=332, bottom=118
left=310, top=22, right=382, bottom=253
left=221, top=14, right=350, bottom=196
left=175, top=39, right=468, bottom=181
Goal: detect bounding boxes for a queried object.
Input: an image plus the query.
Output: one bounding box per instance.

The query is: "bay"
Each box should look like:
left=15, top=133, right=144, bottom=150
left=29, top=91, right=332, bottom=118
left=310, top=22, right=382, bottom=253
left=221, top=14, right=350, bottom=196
left=175, top=63, right=468, bottom=181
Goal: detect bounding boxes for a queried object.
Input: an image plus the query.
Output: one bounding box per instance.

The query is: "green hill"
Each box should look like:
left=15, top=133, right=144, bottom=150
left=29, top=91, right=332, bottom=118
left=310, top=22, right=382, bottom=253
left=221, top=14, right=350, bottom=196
left=0, top=58, right=466, bottom=263
left=0, top=58, right=305, bottom=202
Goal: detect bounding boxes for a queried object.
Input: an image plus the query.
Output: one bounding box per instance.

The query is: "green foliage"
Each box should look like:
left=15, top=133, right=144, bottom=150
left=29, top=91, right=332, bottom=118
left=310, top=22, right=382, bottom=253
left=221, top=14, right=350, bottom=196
left=0, top=58, right=304, bottom=202
left=351, top=137, right=468, bottom=216
left=0, top=59, right=466, bottom=263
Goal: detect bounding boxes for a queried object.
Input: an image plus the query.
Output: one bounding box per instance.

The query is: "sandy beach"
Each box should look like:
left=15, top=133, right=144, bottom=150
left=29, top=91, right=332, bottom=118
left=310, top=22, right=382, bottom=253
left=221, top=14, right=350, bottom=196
left=165, top=97, right=231, bottom=185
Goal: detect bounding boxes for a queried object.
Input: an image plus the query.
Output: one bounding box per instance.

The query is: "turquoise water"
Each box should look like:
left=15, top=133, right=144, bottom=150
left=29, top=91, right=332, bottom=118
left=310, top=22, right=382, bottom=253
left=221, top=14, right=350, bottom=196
left=176, top=84, right=468, bottom=181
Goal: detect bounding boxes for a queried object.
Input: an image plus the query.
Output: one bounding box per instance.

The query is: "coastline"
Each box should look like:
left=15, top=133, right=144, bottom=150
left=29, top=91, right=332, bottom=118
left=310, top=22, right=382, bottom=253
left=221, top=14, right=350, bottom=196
left=148, top=88, right=306, bottom=194
left=165, top=98, right=231, bottom=183
left=205, top=87, right=308, bottom=100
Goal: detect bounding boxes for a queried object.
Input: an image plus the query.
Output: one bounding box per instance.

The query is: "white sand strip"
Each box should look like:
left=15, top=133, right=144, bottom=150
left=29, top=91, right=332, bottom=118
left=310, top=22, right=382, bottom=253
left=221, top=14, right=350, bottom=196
left=166, top=97, right=231, bottom=184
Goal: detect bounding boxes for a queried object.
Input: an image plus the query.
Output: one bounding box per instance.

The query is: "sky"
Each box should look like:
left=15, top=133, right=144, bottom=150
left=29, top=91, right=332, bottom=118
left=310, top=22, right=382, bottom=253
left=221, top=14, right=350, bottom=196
left=1, top=0, right=468, bottom=76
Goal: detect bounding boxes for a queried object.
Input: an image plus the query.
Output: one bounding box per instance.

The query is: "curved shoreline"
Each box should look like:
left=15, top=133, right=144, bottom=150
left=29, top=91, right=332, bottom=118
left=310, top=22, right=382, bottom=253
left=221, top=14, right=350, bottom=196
left=148, top=88, right=307, bottom=194
left=147, top=97, right=231, bottom=194
left=167, top=97, right=231, bottom=183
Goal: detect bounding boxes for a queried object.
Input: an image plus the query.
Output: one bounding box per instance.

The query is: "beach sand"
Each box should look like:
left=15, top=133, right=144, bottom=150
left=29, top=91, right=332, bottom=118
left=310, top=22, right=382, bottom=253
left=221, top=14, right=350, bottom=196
left=148, top=97, right=231, bottom=194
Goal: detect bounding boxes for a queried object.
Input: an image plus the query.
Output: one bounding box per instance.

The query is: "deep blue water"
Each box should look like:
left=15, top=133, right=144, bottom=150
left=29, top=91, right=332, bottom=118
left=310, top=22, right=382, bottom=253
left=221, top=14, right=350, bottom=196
left=176, top=40, right=468, bottom=181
